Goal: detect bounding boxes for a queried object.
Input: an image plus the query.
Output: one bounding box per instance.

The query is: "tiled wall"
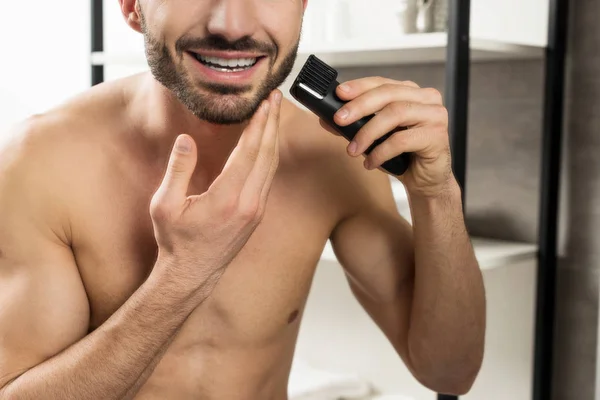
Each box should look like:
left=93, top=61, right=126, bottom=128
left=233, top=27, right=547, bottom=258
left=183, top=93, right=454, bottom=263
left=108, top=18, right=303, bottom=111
left=337, top=0, right=600, bottom=394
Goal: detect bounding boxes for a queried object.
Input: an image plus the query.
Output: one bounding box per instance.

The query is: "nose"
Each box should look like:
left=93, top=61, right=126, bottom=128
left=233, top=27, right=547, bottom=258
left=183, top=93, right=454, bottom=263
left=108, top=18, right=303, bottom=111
left=207, top=0, right=258, bottom=42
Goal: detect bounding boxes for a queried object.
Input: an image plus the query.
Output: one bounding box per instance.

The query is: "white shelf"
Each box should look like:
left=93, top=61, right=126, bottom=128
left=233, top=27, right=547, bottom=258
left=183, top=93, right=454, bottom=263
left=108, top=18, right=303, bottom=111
left=298, top=33, right=544, bottom=67
left=320, top=236, right=537, bottom=271
left=91, top=33, right=544, bottom=69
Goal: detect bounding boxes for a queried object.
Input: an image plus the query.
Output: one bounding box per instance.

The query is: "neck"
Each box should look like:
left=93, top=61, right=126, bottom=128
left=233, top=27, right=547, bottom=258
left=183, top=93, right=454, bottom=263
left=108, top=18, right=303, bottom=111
left=132, top=73, right=250, bottom=180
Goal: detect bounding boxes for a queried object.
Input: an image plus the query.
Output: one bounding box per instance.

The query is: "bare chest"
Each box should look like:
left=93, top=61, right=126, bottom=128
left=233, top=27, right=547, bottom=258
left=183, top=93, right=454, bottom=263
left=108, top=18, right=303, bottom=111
left=71, top=169, right=338, bottom=342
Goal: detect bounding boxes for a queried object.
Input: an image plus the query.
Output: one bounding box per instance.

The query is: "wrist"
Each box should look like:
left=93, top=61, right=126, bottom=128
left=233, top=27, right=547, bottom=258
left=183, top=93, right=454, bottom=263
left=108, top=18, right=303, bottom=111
left=406, top=178, right=464, bottom=218
left=148, top=256, right=205, bottom=306
left=406, top=177, right=462, bottom=203
left=150, top=253, right=223, bottom=306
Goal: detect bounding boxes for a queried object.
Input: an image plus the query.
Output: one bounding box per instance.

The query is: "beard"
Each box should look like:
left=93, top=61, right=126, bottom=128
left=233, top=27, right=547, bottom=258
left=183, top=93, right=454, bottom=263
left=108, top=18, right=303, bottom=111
left=139, top=12, right=299, bottom=125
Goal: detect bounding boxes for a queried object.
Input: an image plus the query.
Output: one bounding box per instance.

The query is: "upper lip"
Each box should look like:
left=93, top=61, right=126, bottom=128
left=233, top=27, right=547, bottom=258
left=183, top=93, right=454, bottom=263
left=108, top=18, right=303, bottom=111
left=188, top=50, right=266, bottom=59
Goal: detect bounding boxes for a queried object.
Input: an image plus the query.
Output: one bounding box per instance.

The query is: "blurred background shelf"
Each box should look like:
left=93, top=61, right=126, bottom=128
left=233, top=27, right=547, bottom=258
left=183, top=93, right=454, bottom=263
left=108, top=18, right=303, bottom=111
left=90, top=33, right=544, bottom=69
left=322, top=178, right=538, bottom=271
left=297, top=33, right=544, bottom=67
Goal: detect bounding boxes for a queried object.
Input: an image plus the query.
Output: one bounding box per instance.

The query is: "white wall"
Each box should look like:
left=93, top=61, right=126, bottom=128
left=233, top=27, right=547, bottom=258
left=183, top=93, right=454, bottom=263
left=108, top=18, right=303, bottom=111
left=0, top=1, right=91, bottom=139
left=0, top=1, right=153, bottom=141
left=471, top=0, right=549, bottom=47
left=102, top=0, right=150, bottom=81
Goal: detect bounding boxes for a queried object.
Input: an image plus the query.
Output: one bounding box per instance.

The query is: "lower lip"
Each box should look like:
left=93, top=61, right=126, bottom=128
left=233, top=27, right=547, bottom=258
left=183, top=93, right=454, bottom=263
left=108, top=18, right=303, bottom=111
left=187, top=52, right=266, bottom=84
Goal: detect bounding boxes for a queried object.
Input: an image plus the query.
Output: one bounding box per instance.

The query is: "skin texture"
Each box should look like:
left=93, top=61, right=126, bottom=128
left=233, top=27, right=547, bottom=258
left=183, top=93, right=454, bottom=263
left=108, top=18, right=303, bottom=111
left=0, top=1, right=486, bottom=399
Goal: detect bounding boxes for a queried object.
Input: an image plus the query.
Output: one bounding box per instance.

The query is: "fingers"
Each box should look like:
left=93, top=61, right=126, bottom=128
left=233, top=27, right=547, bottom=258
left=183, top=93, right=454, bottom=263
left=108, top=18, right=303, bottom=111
left=335, top=77, right=426, bottom=102
left=363, top=127, right=449, bottom=170
left=240, top=90, right=282, bottom=212
left=348, top=102, right=447, bottom=157
left=153, top=134, right=198, bottom=207
left=258, top=117, right=280, bottom=213
left=211, top=95, right=272, bottom=196
left=333, top=84, right=443, bottom=128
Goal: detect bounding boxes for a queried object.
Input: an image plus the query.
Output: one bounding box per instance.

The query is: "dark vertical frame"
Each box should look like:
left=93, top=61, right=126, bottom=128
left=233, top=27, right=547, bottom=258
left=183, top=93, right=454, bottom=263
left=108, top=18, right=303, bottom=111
left=445, top=0, right=471, bottom=206
left=439, top=394, right=460, bottom=400
left=440, top=0, right=470, bottom=398
left=91, top=0, right=104, bottom=85
left=533, top=0, right=569, bottom=398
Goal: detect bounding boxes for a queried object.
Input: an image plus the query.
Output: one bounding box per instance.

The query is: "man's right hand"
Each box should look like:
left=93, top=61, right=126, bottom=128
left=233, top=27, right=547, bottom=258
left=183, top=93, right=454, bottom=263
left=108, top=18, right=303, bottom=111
left=149, top=89, right=282, bottom=300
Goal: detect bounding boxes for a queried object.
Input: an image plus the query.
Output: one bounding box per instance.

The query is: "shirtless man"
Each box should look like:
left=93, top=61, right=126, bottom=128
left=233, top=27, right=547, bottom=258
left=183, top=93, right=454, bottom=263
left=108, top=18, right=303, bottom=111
left=0, top=1, right=486, bottom=399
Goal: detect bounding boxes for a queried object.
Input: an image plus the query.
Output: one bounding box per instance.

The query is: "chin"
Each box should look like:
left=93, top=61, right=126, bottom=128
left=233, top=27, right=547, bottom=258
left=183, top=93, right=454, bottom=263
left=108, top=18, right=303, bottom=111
left=186, top=91, right=263, bottom=125
left=162, top=64, right=282, bottom=125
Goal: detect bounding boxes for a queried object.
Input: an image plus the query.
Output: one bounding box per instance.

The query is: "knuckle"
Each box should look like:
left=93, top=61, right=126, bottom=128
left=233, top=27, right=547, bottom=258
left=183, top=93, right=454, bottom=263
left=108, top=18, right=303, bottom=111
left=238, top=198, right=261, bottom=222
left=403, top=80, right=419, bottom=88
left=381, top=83, right=397, bottom=92
left=369, top=150, right=382, bottom=165
left=219, top=195, right=240, bottom=218
left=425, top=87, right=443, bottom=103
left=390, top=101, right=408, bottom=116
left=370, top=146, right=387, bottom=165
left=354, top=124, right=370, bottom=143
left=434, top=104, right=449, bottom=124
left=392, top=130, right=409, bottom=147
left=375, top=76, right=389, bottom=86
left=150, top=197, right=172, bottom=222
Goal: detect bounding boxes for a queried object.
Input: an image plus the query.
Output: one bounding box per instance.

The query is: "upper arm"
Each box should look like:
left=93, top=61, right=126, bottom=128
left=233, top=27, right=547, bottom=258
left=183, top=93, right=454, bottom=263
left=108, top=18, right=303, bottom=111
left=0, top=123, right=90, bottom=389
left=328, top=157, right=417, bottom=369
left=330, top=171, right=414, bottom=300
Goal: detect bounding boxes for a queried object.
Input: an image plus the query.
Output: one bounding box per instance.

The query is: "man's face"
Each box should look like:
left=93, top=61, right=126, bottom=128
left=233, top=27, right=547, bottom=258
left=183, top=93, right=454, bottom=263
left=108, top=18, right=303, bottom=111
left=136, top=0, right=305, bottom=124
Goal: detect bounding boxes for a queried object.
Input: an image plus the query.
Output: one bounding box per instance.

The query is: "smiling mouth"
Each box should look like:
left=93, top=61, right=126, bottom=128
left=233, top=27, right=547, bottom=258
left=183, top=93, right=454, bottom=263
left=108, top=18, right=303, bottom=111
left=190, top=53, right=265, bottom=72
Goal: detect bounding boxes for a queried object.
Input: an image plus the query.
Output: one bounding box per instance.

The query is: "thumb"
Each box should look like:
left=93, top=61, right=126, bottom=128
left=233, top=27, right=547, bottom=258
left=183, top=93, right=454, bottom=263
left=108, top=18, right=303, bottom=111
left=158, top=134, right=197, bottom=204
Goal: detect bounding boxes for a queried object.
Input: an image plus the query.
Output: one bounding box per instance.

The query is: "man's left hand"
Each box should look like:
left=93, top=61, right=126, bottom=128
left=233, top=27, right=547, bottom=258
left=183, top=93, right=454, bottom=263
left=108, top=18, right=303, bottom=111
left=321, top=77, right=455, bottom=198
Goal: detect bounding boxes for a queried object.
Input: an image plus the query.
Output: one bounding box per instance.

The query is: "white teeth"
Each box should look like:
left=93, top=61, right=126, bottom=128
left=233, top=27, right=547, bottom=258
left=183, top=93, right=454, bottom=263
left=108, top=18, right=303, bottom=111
left=197, top=55, right=257, bottom=68
left=209, top=66, right=247, bottom=72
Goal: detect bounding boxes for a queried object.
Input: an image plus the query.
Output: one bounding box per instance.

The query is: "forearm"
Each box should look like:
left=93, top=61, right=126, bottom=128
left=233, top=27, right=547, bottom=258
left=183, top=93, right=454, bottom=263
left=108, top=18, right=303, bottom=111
left=1, top=263, right=202, bottom=400
left=406, top=179, right=485, bottom=393
left=121, top=334, right=178, bottom=400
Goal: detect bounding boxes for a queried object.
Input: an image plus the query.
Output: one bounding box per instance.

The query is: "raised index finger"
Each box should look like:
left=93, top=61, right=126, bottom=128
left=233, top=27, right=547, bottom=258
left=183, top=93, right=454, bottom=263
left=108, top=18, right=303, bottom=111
left=240, top=90, right=282, bottom=209
left=210, top=99, right=271, bottom=196
left=335, top=77, right=421, bottom=101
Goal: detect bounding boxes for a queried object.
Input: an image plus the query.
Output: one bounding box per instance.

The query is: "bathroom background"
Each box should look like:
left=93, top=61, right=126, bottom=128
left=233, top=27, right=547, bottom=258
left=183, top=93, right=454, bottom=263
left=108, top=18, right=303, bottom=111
left=1, top=0, right=599, bottom=399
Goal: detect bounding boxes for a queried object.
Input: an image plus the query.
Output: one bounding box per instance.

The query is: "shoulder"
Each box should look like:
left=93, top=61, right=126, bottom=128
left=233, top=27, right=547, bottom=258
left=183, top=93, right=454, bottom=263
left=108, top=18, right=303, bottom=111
left=0, top=74, right=134, bottom=180
left=0, top=79, right=130, bottom=242
left=0, top=111, right=79, bottom=190
left=0, top=99, right=101, bottom=188
left=0, top=115, right=73, bottom=246
left=280, top=99, right=397, bottom=218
